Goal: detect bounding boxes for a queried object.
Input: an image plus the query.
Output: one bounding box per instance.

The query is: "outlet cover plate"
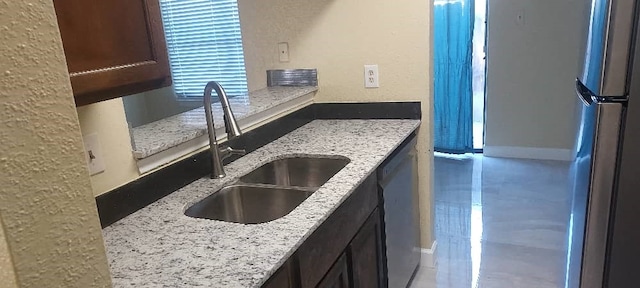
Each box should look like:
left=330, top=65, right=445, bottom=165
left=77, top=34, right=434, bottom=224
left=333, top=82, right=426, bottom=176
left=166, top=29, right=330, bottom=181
left=364, top=64, right=379, bottom=88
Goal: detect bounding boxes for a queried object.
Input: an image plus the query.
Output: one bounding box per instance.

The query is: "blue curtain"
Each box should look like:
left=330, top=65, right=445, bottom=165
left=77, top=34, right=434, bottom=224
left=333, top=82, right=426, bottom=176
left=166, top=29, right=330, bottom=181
left=434, top=0, right=475, bottom=153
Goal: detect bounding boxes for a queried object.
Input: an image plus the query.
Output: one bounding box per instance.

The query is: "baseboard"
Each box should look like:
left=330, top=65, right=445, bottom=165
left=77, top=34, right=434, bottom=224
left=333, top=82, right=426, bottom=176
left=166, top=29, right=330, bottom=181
left=420, top=241, right=437, bottom=268
left=483, top=146, right=573, bottom=161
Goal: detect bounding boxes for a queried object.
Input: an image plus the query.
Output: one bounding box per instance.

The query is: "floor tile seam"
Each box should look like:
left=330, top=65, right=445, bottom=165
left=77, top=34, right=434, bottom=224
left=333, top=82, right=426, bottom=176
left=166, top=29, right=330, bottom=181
left=431, top=235, right=569, bottom=252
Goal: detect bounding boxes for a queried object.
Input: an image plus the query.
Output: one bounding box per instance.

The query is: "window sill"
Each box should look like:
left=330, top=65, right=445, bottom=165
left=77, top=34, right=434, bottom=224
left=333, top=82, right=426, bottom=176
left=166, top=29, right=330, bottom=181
left=130, top=86, right=318, bottom=174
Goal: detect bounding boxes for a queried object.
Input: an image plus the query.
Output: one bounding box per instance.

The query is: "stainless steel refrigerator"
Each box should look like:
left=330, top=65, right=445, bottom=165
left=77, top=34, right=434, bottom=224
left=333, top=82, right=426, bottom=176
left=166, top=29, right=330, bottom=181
left=568, top=0, right=640, bottom=287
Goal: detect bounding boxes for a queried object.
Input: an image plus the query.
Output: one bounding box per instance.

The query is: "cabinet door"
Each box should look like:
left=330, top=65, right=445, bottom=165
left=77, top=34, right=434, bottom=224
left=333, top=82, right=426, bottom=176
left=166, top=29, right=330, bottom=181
left=317, top=253, right=350, bottom=288
left=53, top=0, right=171, bottom=106
left=348, top=208, right=384, bottom=288
left=262, top=259, right=297, bottom=288
left=298, top=174, right=377, bottom=288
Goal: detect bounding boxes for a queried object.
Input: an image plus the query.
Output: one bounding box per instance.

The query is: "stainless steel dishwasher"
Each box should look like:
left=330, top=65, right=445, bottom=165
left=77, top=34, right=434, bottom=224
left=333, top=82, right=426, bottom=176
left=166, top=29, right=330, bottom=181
left=378, top=135, right=420, bottom=288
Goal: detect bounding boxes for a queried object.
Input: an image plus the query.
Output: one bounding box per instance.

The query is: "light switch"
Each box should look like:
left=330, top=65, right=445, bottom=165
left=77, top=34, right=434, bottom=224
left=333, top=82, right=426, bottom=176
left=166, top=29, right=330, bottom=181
left=83, top=133, right=106, bottom=175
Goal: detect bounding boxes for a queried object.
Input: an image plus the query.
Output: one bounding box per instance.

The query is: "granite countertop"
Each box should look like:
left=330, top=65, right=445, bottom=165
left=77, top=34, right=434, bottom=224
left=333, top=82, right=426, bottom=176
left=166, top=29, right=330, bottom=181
left=131, top=86, right=318, bottom=159
left=103, top=119, right=421, bottom=287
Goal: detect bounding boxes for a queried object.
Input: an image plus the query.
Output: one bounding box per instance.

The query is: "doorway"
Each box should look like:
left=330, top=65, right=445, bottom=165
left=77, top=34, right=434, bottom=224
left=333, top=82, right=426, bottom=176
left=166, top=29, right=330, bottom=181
left=433, top=0, right=486, bottom=154
left=472, top=0, right=487, bottom=150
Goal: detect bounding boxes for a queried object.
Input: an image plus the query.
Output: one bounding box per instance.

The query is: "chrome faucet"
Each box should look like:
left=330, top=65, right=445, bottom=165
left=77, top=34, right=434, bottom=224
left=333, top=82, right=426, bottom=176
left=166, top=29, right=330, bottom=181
left=203, top=81, right=245, bottom=179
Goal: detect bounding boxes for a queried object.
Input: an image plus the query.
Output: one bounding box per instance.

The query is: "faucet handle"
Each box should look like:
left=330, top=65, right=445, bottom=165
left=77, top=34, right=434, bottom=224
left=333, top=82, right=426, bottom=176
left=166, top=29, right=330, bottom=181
left=218, top=146, right=246, bottom=160
left=228, top=148, right=246, bottom=156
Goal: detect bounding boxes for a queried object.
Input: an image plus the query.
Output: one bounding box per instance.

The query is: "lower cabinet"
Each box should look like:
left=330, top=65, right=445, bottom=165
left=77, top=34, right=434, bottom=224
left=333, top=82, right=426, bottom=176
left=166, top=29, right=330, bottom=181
left=262, top=173, right=384, bottom=288
left=317, top=253, right=350, bottom=288
left=348, top=208, right=383, bottom=288
left=262, top=259, right=296, bottom=288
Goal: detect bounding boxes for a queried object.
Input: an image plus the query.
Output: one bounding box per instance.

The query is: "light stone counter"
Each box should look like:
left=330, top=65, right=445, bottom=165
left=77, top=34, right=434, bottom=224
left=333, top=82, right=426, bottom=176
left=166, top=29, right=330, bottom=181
left=103, top=119, right=420, bottom=287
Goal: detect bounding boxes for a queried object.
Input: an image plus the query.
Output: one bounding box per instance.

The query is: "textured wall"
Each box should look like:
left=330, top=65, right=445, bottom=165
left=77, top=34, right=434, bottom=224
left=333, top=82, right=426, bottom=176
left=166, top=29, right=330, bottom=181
left=237, top=0, right=435, bottom=247
left=0, top=0, right=112, bottom=286
left=77, top=98, right=140, bottom=195
left=485, top=0, right=588, bottom=151
left=0, top=217, right=17, bottom=288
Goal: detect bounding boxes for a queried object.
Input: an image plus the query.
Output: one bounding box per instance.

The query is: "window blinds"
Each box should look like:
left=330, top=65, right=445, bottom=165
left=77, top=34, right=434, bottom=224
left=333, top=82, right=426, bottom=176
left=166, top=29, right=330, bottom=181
left=159, top=0, right=248, bottom=98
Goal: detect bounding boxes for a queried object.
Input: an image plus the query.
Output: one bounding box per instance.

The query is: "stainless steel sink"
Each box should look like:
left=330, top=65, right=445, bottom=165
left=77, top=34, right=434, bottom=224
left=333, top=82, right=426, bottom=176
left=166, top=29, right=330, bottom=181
left=239, top=157, right=350, bottom=188
left=185, top=185, right=314, bottom=224
left=185, top=156, right=350, bottom=224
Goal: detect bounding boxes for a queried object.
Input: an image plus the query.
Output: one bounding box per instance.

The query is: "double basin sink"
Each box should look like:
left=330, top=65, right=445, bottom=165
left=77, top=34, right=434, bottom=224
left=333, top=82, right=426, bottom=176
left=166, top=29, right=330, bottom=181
left=185, top=157, right=350, bottom=224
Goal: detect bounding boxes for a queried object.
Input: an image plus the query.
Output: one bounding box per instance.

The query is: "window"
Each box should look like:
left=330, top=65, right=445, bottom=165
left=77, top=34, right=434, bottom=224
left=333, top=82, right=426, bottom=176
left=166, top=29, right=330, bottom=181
left=434, top=0, right=463, bottom=5
left=159, top=0, right=248, bottom=99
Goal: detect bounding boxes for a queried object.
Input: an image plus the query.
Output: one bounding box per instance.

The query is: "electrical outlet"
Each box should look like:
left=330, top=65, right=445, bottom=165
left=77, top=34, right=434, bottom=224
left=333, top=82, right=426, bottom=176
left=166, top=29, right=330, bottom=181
left=278, top=42, right=290, bottom=62
left=364, top=64, right=379, bottom=88
left=83, top=133, right=106, bottom=176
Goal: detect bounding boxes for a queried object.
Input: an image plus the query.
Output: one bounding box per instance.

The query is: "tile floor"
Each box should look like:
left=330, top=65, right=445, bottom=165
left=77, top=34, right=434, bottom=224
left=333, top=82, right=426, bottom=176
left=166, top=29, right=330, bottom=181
left=410, top=154, right=572, bottom=288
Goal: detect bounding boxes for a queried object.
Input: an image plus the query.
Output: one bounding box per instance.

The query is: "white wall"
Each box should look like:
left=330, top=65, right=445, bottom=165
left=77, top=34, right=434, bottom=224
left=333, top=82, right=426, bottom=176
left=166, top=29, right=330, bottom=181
left=485, top=0, right=589, bottom=159
left=82, top=89, right=199, bottom=196
left=238, top=0, right=435, bottom=248
left=77, top=99, right=141, bottom=195
left=0, top=0, right=112, bottom=286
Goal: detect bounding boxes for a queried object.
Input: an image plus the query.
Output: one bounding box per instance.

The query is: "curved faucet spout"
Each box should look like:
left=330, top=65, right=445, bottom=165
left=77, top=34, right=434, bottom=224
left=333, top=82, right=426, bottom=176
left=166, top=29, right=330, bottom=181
left=204, top=81, right=242, bottom=138
left=203, top=81, right=245, bottom=179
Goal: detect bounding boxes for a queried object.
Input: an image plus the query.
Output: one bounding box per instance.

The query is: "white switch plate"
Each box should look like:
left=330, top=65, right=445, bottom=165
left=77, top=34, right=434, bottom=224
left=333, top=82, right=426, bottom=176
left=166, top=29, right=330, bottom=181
left=364, top=64, right=379, bottom=88
left=278, top=42, right=290, bottom=62
left=83, top=133, right=106, bottom=176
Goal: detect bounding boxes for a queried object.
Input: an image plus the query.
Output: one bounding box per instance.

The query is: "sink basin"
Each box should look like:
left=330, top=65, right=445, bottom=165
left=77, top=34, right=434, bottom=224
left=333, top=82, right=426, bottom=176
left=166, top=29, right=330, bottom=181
left=185, top=185, right=314, bottom=224
left=185, top=157, right=349, bottom=224
left=239, top=157, right=350, bottom=188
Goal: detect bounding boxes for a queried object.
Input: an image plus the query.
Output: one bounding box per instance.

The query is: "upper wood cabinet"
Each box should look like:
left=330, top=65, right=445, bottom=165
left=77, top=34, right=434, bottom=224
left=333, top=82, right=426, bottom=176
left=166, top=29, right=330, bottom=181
left=53, top=0, right=171, bottom=106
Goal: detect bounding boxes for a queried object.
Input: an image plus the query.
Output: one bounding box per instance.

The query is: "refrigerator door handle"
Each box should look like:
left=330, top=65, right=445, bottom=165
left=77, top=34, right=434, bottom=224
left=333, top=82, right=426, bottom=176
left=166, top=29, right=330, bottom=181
left=576, top=79, right=596, bottom=106
left=576, top=78, right=629, bottom=105
left=580, top=102, right=624, bottom=288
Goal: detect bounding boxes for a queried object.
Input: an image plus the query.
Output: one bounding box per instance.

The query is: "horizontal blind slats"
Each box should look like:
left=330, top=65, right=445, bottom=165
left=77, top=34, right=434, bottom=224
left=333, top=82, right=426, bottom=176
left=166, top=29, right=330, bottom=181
left=160, top=0, right=248, bottom=98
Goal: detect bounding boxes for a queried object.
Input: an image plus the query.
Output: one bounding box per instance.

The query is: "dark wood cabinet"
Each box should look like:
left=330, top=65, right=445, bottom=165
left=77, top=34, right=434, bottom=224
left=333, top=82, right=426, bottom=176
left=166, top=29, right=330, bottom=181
left=53, top=0, right=171, bottom=106
left=263, top=259, right=297, bottom=288
left=262, top=173, right=385, bottom=288
left=317, top=253, right=350, bottom=288
left=298, top=174, right=377, bottom=288
left=348, top=208, right=384, bottom=288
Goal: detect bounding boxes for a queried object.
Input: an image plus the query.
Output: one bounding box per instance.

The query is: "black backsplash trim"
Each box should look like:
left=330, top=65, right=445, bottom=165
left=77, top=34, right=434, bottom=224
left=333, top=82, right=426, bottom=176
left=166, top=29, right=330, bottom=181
left=97, top=102, right=420, bottom=227
left=313, top=102, right=421, bottom=119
